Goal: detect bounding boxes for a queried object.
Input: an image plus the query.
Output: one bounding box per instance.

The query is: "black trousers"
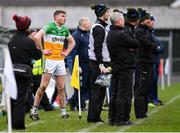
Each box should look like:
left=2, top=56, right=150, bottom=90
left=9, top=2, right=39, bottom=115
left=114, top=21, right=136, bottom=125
left=26, top=75, right=52, bottom=112
left=134, top=63, right=153, bottom=118
left=87, top=61, right=109, bottom=122
left=11, top=76, right=30, bottom=129
left=109, top=69, right=133, bottom=124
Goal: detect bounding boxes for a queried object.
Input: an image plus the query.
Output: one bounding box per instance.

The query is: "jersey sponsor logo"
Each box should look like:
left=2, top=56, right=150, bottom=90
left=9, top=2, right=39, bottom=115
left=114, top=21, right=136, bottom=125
left=52, top=36, right=65, bottom=43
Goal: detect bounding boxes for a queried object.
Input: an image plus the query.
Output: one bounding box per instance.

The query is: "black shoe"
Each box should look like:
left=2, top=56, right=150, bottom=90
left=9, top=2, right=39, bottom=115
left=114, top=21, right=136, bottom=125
left=144, top=114, right=148, bottom=118
left=12, top=125, right=25, bottom=130
left=108, top=120, right=115, bottom=126
left=136, top=114, right=148, bottom=119
left=125, top=121, right=133, bottom=125
left=87, top=119, right=104, bottom=123
left=115, top=121, right=133, bottom=126
left=155, top=100, right=164, bottom=106
left=62, top=114, right=70, bottom=119
left=81, top=108, right=88, bottom=112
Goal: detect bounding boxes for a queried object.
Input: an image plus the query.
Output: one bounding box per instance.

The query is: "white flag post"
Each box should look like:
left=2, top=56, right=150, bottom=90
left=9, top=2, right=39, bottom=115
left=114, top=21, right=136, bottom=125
left=3, top=48, right=18, bottom=132
left=78, top=89, right=81, bottom=119
left=78, top=66, right=82, bottom=119
left=106, top=87, right=110, bottom=104
left=165, top=58, right=171, bottom=87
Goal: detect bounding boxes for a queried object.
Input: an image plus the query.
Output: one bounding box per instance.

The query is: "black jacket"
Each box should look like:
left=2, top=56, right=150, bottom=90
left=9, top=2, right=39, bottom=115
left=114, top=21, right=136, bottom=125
left=8, top=31, right=42, bottom=68
left=124, top=22, right=136, bottom=38
left=135, top=24, right=157, bottom=64
left=107, top=25, right=139, bottom=72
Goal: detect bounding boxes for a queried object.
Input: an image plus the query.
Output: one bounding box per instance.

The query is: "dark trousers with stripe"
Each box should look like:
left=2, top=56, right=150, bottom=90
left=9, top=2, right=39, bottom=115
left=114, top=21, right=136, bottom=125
left=134, top=63, right=153, bottom=118
left=87, top=61, right=109, bottom=122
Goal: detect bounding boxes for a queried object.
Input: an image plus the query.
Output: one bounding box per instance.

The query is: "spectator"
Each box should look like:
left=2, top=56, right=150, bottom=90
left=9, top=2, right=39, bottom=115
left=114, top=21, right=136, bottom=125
left=8, top=14, right=42, bottom=129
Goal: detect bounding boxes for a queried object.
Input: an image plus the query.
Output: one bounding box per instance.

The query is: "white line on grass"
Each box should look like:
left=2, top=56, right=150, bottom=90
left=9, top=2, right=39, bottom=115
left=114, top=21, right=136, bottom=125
left=78, top=122, right=104, bottom=132
left=26, top=120, right=45, bottom=127
left=77, top=94, right=180, bottom=132
left=117, top=94, right=180, bottom=132
left=0, top=121, right=45, bottom=132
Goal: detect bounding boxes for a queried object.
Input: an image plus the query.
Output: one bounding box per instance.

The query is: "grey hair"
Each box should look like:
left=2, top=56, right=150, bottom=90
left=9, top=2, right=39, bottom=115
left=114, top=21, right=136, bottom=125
left=78, top=17, right=90, bottom=26
left=110, top=12, right=124, bottom=24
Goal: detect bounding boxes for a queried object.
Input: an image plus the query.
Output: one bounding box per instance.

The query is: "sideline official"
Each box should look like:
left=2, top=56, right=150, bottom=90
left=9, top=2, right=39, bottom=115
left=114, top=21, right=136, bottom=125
left=134, top=9, right=157, bottom=119
left=107, top=12, right=139, bottom=126
left=87, top=4, right=111, bottom=123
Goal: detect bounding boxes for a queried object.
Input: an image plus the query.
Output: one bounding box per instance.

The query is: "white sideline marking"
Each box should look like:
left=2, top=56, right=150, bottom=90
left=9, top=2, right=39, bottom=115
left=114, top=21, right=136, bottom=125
left=78, top=122, right=104, bottom=132
left=26, top=116, right=86, bottom=128
left=118, top=94, right=180, bottom=132
left=1, top=95, right=179, bottom=132
left=0, top=121, right=44, bottom=132
left=78, top=94, right=180, bottom=132
left=26, top=120, right=45, bottom=127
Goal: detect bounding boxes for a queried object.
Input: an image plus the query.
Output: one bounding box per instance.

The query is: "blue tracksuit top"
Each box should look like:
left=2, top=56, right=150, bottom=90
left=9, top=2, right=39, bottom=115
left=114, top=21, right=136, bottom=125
left=71, top=27, right=90, bottom=63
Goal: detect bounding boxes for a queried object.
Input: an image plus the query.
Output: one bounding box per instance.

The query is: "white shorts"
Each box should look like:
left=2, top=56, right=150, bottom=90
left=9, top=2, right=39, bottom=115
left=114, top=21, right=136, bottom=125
left=44, top=59, right=67, bottom=75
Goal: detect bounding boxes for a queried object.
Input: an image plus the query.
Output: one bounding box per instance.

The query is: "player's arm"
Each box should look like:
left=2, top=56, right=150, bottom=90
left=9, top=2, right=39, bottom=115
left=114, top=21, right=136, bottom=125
left=34, top=30, right=45, bottom=51
left=63, top=35, right=75, bottom=57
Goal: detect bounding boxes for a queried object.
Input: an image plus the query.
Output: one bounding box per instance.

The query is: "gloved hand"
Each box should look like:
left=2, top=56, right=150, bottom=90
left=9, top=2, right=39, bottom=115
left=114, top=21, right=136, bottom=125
left=99, top=64, right=110, bottom=74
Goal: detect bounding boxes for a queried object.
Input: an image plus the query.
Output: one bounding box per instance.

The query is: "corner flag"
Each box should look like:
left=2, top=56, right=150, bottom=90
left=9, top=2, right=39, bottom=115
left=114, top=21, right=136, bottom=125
left=3, top=48, right=17, bottom=99
left=70, top=55, right=82, bottom=118
left=71, top=55, right=80, bottom=90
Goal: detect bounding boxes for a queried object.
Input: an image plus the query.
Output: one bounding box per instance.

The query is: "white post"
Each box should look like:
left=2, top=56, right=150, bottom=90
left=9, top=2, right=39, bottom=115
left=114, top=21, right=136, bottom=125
left=6, top=92, right=12, bottom=132
left=165, top=58, right=170, bottom=87
left=4, top=75, right=12, bottom=132
left=160, top=59, right=165, bottom=90
left=78, top=55, right=81, bottom=119
left=161, top=72, right=165, bottom=90
left=78, top=89, right=81, bottom=119
left=106, top=87, right=110, bottom=104
left=167, top=31, right=173, bottom=87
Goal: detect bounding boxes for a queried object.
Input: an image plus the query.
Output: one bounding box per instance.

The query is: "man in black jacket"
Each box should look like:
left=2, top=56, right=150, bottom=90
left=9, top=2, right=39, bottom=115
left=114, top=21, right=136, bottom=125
left=87, top=4, right=110, bottom=123
left=124, top=8, right=140, bottom=38
left=8, top=15, right=42, bottom=129
left=123, top=8, right=140, bottom=122
left=134, top=9, right=157, bottom=119
left=107, top=12, right=139, bottom=126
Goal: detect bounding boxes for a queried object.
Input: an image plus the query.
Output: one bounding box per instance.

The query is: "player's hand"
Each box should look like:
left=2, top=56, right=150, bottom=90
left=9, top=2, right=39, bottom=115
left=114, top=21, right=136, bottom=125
left=61, top=50, right=68, bottom=57
left=43, top=50, right=52, bottom=55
